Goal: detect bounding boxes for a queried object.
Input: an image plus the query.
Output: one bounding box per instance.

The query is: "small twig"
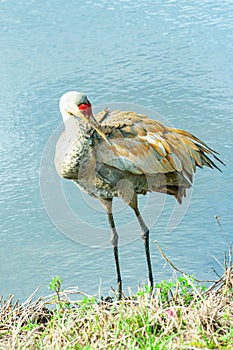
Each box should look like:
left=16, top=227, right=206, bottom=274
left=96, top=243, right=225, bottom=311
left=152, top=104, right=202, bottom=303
left=224, top=252, right=227, bottom=271
left=154, top=240, right=217, bottom=283
left=205, top=245, right=233, bottom=294
left=215, top=215, right=223, bottom=231
left=229, top=244, right=232, bottom=268
left=2, top=295, right=14, bottom=312
left=22, top=287, right=41, bottom=307
left=210, top=254, right=225, bottom=271
left=154, top=240, right=187, bottom=274
left=215, top=215, right=230, bottom=246
left=211, top=268, right=221, bottom=278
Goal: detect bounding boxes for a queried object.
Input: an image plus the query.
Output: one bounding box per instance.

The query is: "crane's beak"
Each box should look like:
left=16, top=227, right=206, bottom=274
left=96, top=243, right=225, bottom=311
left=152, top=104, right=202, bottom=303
left=66, top=102, right=110, bottom=144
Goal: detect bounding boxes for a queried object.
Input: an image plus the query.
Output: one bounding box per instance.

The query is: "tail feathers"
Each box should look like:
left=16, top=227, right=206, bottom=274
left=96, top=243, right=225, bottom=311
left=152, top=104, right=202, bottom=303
left=200, top=151, right=225, bottom=172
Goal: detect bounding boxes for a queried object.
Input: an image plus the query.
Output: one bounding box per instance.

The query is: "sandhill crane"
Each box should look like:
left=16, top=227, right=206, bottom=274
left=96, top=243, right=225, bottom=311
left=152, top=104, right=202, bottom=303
left=55, top=91, right=223, bottom=297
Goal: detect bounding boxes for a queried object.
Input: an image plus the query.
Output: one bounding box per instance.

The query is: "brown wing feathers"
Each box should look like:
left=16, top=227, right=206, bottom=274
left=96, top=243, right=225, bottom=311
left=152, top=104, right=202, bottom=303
left=92, top=110, right=223, bottom=202
left=99, top=114, right=220, bottom=173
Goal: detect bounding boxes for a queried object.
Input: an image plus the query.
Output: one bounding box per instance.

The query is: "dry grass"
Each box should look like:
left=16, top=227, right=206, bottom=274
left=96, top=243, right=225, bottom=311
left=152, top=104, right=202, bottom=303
left=0, top=249, right=233, bottom=350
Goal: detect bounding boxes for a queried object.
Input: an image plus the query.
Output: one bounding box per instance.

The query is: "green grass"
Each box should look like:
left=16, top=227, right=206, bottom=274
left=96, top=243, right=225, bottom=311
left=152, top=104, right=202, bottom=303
left=1, top=245, right=233, bottom=349
left=0, top=266, right=232, bottom=350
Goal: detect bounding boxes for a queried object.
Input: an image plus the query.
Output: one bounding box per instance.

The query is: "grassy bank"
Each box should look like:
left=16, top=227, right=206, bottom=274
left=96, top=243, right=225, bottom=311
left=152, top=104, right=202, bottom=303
left=0, top=251, right=232, bottom=349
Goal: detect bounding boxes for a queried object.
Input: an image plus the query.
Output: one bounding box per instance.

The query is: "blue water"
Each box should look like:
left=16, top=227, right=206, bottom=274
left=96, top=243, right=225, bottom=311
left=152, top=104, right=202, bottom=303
left=1, top=0, right=233, bottom=301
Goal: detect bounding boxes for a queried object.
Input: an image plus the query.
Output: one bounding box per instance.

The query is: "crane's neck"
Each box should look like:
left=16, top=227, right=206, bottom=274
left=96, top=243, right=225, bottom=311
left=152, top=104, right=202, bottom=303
left=55, top=116, right=93, bottom=180
left=63, top=115, right=91, bottom=144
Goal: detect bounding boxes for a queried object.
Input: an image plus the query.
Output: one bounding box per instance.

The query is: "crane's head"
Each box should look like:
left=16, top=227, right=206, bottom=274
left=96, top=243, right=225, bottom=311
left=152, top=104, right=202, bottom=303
left=59, top=91, right=93, bottom=123
left=59, top=91, right=109, bottom=142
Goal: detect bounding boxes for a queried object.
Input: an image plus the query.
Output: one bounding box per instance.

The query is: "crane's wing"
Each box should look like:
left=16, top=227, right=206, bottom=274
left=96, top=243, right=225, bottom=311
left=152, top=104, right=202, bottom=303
left=93, top=110, right=223, bottom=185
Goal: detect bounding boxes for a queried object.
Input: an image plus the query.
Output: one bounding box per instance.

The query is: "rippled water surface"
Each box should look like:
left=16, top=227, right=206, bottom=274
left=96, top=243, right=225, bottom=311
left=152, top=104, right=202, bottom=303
left=1, top=0, right=233, bottom=300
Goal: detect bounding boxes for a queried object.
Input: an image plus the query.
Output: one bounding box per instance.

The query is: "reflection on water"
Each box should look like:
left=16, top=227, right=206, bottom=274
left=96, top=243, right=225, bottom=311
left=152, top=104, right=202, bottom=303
left=0, top=0, right=232, bottom=300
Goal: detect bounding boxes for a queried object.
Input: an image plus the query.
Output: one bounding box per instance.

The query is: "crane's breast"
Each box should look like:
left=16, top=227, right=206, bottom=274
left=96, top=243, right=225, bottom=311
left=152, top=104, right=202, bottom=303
left=54, top=131, right=93, bottom=180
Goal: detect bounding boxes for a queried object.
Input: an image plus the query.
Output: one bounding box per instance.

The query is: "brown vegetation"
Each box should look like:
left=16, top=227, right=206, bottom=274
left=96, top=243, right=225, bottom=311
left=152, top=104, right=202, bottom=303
left=0, top=247, right=232, bottom=349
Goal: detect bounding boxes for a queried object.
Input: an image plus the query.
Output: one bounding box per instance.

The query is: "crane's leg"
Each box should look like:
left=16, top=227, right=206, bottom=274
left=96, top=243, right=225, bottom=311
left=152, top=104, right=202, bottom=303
left=129, top=194, right=154, bottom=289
left=100, top=198, right=122, bottom=299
